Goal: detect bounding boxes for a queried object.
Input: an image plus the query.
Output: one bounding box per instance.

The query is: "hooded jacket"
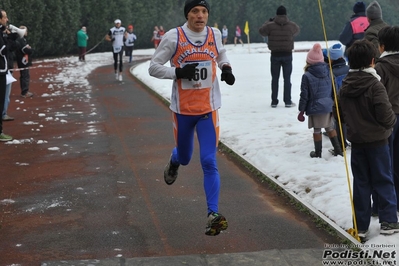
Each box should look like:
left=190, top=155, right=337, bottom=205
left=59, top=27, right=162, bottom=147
left=338, top=71, right=396, bottom=147
left=364, top=18, right=388, bottom=58
left=258, top=15, right=300, bottom=55
left=375, top=52, right=399, bottom=114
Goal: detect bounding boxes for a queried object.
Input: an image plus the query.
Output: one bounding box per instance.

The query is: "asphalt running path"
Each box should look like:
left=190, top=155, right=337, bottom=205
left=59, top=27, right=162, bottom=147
left=0, top=59, right=339, bottom=265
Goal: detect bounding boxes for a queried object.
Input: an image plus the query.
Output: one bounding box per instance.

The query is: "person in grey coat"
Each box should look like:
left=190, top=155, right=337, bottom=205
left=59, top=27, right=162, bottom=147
left=364, top=1, right=388, bottom=58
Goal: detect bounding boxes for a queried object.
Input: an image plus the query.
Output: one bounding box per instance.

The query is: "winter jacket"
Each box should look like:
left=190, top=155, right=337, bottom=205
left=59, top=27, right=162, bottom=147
left=338, top=71, right=396, bottom=147
left=375, top=52, right=399, bottom=114
left=0, top=26, right=8, bottom=75
left=7, top=37, right=16, bottom=73
left=338, top=12, right=369, bottom=55
left=15, top=36, right=33, bottom=68
left=258, top=15, right=300, bottom=56
left=77, top=29, right=88, bottom=47
left=299, top=63, right=333, bottom=115
left=364, top=18, right=388, bottom=58
left=331, top=58, right=349, bottom=92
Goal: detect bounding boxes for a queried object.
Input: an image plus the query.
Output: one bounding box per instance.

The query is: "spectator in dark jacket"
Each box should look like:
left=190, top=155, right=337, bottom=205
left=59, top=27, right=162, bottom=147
left=15, top=26, right=33, bottom=98
left=0, top=9, right=14, bottom=141
left=339, top=2, right=369, bottom=58
left=374, top=25, right=399, bottom=215
left=2, top=25, right=17, bottom=122
left=337, top=39, right=398, bottom=239
left=259, top=5, right=300, bottom=108
left=364, top=1, right=388, bottom=58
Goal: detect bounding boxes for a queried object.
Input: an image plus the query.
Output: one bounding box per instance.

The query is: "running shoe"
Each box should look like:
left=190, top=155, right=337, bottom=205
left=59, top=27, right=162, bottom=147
left=163, top=155, right=179, bottom=185
left=380, top=222, right=399, bottom=235
left=205, top=212, right=228, bottom=236
left=0, top=133, right=13, bottom=142
left=21, top=92, right=33, bottom=98
left=357, top=230, right=368, bottom=243
left=2, top=115, right=14, bottom=121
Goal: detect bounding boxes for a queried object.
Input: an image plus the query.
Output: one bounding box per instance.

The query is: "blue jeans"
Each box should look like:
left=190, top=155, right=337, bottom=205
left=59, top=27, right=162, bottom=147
left=352, top=144, right=397, bottom=231
left=391, top=115, right=399, bottom=207
left=372, top=116, right=399, bottom=213
left=171, top=111, right=220, bottom=215
left=270, top=54, right=293, bottom=105
left=0, top=75, right=6, bottom=132
left=3, top=82, right=12, bottom=117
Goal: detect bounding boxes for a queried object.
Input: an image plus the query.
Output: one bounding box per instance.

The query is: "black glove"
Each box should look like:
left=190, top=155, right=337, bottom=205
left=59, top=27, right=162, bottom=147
left=221, top=65, right=235, bottom=85
left=175, top=63, right=199, bottom=79
left=111, top=37, right=115, bottom=42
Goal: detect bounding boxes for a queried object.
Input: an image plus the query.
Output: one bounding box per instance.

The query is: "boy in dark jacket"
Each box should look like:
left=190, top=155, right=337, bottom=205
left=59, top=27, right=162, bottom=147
left=338, top=39, right=398, bottom=239
left=373, top=25, right=399, bottom=215
left=15, top=26, right=33, bottom=98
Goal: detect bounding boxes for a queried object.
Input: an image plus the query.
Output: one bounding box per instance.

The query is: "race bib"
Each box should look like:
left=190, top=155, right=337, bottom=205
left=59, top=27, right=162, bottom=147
left=113, top=46, right=122, bottom=53
left=181, top=60, right=213, bottom=90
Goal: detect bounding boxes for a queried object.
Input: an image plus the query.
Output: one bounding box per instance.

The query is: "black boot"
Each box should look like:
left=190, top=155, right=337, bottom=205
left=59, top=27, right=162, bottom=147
left=310, top=133, right=322, bottom=158
left=330, top=136, right=343, bottom=156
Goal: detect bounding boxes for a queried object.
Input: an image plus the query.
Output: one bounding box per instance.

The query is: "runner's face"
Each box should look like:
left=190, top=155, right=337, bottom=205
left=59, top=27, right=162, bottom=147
left=186, top=6, right=208, bottom=33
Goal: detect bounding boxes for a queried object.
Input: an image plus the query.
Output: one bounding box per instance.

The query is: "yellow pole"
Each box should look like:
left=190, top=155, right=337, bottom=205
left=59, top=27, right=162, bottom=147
left=244, top=21, right=250, bottom=53
left=317, top=0, right=360, bottom=242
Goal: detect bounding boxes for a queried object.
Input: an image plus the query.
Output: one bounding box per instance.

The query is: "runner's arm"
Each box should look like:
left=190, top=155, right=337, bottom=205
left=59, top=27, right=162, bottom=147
left=148, top=29, right=178, bottom=79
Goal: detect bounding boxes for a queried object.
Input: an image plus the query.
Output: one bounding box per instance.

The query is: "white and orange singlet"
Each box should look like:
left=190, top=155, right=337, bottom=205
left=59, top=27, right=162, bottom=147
left=170, top=26, right=220, bottom=115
